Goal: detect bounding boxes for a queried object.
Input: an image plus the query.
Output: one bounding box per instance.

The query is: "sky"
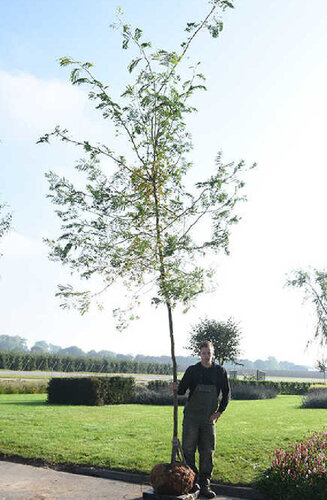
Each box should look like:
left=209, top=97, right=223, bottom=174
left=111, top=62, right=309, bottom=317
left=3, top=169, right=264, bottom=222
left=1, top=0, right=327, bottom=366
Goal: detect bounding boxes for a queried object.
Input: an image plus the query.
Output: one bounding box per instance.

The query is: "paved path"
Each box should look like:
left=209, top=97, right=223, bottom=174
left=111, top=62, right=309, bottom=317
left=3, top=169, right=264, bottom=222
left=0, top=461, right=248, bottom=500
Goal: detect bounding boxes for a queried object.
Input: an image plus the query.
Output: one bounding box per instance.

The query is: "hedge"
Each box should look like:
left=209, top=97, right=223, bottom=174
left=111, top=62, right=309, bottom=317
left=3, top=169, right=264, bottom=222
left=147, top=378, right=314, bottom=396
left=0, top=350, right=172, bottom=375
left=230, top=379, right=312, bottom=395
left=47, top=376, right=135, bottom=405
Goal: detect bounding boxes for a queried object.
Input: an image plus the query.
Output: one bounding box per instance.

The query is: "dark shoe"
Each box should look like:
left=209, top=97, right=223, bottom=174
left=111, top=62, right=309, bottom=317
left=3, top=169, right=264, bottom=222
left=200, top=484, right=216, bottom=498
left=191, top=482, right=200, bottom=493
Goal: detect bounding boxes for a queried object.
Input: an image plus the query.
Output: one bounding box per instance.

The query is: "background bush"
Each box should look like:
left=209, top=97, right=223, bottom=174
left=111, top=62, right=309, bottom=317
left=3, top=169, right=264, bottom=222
left=130, top=384, right=187, bottom=406
left=302, top=388, right=327, bottom=409
left=231, top=383, right=278, bottom=400
left=47, top=376, right=135, bottom=405
left=230, top=379, right=313, bottom=395
left=0, top=379, right=47, bottom=394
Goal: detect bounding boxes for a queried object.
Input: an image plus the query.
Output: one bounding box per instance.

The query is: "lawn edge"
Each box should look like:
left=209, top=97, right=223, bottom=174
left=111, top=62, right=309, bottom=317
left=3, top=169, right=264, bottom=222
left=0, top=453, right=266, bottom=499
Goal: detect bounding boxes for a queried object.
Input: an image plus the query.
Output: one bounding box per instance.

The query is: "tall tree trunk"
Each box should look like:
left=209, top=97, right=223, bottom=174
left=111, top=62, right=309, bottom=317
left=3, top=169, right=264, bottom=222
left=166, top=300, right=180, bottom=466
left=167, top=301, right=178, bottom=438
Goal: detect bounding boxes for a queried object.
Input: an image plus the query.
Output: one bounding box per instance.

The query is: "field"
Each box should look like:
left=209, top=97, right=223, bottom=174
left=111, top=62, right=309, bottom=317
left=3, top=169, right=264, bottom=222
left=0, top=394, right=326, bottom=485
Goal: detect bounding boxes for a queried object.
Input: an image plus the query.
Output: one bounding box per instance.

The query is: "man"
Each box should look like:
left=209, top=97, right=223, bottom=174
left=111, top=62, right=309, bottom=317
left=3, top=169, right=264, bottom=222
left=173, top=341, right=230, bottom=499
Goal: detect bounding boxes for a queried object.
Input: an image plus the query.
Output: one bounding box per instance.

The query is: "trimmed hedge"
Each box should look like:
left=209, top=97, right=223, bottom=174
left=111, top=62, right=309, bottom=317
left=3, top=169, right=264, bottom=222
left=147, top=378, right=314, bottom=396
left=230, top=379, right=312, bottom=395
left=147, top=380, right=174, bottom=391
left=47, top=376, right=135, bottom=405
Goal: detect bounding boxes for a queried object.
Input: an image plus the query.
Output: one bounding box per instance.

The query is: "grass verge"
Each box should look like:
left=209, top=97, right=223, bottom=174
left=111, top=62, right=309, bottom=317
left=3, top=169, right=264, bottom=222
left=0, top=394, right=326, bottom=485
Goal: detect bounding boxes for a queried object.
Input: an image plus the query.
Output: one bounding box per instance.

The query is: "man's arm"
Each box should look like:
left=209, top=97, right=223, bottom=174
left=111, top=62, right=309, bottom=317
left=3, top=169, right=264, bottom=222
left=209, top=367, right=231, bottom=423
left=171, top=366, right=192, bottom=394
left=217, top=367, right=231, bottom=413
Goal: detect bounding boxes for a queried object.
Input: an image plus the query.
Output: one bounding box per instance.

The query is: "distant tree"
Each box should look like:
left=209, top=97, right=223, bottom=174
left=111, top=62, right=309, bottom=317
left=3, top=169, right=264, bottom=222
left=38, top=0, right=254, bottom=465
left=253, top=359, right=267, bottom=370
left=238, top=358, right=254, bottom=369
left=116, top=353, right=133, bottom=360
left=187, top=317, right=242, bottom=365
left=286, top=268, right=327, bottom=345
left=98, top=350, right=117, bottom=358
left=87, top=349, right=99, bottom=358
left=49, top=343, right=61, bottom=353
left=0, top=199, right=12, bottom=258
left=0, top=335, right=28, bottom=352
left=265, top=356, right=279, bottom=370
left=59, top=346, right=85, bottom=357
left=316, top=357, right=327, bottom=383
left=31, top=340, right=49, bottom=353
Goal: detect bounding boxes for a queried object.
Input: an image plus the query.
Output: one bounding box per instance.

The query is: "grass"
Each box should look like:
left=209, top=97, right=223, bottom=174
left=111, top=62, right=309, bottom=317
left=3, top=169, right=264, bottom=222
left=0, top=394, right=326, bottom=485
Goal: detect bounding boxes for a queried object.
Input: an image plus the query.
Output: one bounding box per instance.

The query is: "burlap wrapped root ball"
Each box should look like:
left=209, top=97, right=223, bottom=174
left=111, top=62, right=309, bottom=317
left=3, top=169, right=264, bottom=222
left=150, top=463, right=195, bottom=495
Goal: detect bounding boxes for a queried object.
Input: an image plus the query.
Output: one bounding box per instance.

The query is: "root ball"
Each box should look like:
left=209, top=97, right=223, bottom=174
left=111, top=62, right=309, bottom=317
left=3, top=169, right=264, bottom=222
left=150, top=462, right=195, bottom=496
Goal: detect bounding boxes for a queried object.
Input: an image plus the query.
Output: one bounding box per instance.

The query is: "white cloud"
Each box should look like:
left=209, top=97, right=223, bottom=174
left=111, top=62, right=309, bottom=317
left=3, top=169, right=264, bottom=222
left=0, top=70, right=111, bottom=144
left=0, top=231, right=45, bottom=257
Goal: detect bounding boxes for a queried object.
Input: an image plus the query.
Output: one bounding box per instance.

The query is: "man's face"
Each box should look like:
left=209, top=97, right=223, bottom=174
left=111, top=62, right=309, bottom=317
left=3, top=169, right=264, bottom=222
left=200, top=346, right=213, bottom=367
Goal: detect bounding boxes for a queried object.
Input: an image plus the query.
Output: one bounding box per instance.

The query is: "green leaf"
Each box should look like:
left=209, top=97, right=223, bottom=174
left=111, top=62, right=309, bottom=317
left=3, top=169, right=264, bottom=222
left=128, top=58, right=142, bottom=73
left=134, top=28, right=142, bottom=41
left=59, top=57, right=73, bottom=67
left=62, top=243, right=72, bottom=257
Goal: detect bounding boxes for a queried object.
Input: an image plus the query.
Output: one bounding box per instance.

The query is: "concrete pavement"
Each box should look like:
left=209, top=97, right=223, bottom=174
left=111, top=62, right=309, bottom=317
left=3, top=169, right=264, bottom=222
left=0, top=461, right=254, bottom=500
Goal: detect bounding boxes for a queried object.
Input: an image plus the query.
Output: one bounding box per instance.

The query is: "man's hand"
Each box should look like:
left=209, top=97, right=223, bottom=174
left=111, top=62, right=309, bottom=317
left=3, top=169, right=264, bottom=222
left=171, top=382, right=178, bottom=391
left=209, top=411, right=222, bottom=423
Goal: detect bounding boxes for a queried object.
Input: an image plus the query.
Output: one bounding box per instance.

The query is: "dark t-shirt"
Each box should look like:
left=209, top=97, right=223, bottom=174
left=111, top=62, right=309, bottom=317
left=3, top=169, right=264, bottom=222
left=177, top=362, right=230, bottom=413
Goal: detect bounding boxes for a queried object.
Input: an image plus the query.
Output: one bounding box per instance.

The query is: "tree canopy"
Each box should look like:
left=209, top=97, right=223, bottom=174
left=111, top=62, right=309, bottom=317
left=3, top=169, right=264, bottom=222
left=187, top=317, right=242, bottom=365
left=0, top=334, right=28, bottom=352
left=38, top=0, right=254, bottom=465
left=286, top=268, right=327, bottom=345
left=0, top=199, right=12, bottom=258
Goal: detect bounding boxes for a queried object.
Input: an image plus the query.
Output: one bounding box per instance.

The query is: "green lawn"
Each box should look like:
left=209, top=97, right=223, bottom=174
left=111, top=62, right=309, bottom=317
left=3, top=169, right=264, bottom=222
left=0, top=394, right=326, bottom=485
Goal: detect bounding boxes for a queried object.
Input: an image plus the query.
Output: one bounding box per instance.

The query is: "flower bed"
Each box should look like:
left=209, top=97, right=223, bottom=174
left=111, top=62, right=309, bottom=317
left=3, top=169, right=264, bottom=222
left=257, top=430, right=327, bottom=499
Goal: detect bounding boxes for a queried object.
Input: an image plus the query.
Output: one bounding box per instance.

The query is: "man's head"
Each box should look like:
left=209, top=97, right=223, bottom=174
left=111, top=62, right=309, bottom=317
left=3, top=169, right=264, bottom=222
left=199, top=341, right=214, bottom=367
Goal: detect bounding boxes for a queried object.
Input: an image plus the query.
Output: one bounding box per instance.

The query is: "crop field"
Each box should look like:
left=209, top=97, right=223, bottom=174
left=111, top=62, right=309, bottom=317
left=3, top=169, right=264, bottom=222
left=0, top=394, right=326, bottom=485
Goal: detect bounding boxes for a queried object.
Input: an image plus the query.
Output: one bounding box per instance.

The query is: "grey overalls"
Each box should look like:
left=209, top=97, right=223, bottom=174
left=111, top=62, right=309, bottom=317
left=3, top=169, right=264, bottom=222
left=182, top=383, right=219, bottom=485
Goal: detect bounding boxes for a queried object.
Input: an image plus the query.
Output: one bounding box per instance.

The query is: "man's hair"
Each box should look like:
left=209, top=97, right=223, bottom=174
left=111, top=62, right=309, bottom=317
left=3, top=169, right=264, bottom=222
left=199, top=341, right=215, bottom=353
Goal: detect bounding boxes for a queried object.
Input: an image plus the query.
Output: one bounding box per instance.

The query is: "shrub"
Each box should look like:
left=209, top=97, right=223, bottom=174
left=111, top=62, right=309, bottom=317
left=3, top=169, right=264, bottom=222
left=307, top=384, right=327, bottom=392
left=130, top=385, right=187, bottom=406
left=302, top=389, right=327, bottom=409
left=0, top=379, right=47, bottom=394
left=147, top=380, right=172, bottom=391
left=257, top=430, right=327, bottom=499
left=101, top=376, right=135, bottom=404
left=47, top=376, right=135, bottom=405
left=230, top=379, right=312, bottom=395
left=231, top=383, right=278, bottom=400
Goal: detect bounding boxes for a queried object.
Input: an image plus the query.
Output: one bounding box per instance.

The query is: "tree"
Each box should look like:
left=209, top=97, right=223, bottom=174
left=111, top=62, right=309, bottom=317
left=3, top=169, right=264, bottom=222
left=187, top=317, right=242, bottom=365
left=0, top=334, right=28, bottom=352
left=38, top=0, right=253, bottom=466
left=0, top=199, right=12, bottom=258
left=316, top=357, right=327, bottom=383
left=31, top=340, right=50, bottom=353
left=286, top=268, right=327, bottom=345
left=59, top=346, right=85, bottom=357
